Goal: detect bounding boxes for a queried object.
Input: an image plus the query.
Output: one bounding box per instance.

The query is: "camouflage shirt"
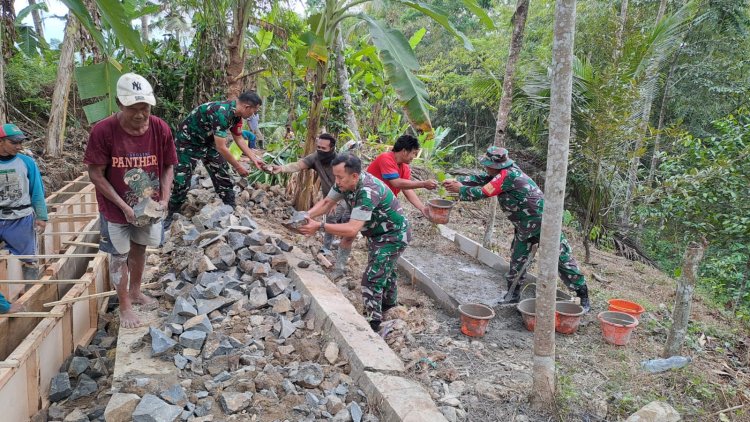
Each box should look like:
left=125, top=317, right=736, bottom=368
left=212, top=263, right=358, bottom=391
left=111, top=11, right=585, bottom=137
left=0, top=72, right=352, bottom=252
left=327, top=171, right=409, bottom=243
left=457, top=165, right=544, bottom=241
left=175, top=100, right=241, bottom=146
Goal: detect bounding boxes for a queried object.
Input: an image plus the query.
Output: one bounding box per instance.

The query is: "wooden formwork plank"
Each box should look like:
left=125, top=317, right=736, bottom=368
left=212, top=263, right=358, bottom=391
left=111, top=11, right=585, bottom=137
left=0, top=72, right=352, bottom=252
left=26, top=349, right=40, bottom=416
left=0, top=363, right=30, bottom=422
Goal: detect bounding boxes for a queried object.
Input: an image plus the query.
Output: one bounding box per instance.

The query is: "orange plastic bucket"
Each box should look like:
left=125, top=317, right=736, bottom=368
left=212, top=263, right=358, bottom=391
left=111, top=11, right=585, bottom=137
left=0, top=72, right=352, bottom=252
left=607, top=299, right=645, bottom=320
left=426, top=199, right=455, bottom=224
left=555, top=302, right=585, bottom=335
left=516, top=298, right=536, bottom=331
left=598, top=311, right=639, bottom=346
left=458, top=303, right=495, bottom=337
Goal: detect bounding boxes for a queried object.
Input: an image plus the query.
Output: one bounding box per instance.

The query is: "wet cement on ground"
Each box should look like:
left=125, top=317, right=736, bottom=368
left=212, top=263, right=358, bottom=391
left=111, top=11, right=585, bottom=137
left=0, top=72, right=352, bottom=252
left=402, top=237, right=508, bottom=307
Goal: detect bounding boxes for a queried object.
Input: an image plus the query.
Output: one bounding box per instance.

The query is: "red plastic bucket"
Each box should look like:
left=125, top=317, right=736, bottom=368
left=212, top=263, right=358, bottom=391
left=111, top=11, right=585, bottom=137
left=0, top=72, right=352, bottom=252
left=517, top=298, right=536, bottom=331
left=425, top=199, right=455, bottom=224
left=598, top=311, right=639, bottom=346
left=555, top=301, right=585, bottom=335
left=458, top=304, right=495, bottom=337
left=607, top=299, right=645, bottom=320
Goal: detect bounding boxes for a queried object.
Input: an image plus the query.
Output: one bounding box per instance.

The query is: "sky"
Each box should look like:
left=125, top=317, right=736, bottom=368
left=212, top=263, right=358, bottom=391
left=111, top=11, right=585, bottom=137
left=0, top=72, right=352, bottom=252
left=14, top=0, right=308, bottom=44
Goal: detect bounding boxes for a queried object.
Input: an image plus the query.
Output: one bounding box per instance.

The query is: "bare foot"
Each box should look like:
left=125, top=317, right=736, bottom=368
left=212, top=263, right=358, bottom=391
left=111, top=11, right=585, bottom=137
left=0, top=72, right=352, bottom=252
left=129, top=291, right=156, bottom=306
left=120, top=308, right=141, bottom=328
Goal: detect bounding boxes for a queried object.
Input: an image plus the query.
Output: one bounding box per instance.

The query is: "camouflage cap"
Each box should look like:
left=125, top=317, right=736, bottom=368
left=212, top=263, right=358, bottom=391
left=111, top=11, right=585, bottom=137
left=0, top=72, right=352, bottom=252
left=479, top=146, right=514, bottom=169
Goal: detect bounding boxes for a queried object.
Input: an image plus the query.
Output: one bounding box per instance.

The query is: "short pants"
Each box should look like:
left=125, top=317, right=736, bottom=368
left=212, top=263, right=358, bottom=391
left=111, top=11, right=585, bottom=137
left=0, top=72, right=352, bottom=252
left=99, top=214, right=162, bottom=255
left=0, top=214, right=36, bottom=262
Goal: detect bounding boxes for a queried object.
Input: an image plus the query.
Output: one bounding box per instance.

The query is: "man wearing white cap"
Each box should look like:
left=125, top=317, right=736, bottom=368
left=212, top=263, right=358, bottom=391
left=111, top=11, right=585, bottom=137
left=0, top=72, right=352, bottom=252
left=84, top=73, right=178, bottom=328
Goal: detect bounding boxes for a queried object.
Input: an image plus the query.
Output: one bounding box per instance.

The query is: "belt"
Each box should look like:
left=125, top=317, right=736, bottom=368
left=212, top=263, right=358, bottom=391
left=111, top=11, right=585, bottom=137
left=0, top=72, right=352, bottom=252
left=0, top=204, right=31, bottom=214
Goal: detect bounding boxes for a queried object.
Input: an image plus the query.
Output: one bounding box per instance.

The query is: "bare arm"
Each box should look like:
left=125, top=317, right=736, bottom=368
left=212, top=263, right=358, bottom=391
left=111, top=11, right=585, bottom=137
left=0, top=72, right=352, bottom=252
left=88, top=164, right=135, bottom=223
left=232, top=133, right=264, bottom=169
left=159, top=165, right=174, bottom=207
left=270, top=159, right=309, bottom=174
left=388, top=177, right=437, bottom=191
left=214, top=135, right=250, bottom=177
left=307, top=196, right=338, bottom=219
left=300, top=218, right=365, bottom=239
left=402, top=189, right=426, bottom=212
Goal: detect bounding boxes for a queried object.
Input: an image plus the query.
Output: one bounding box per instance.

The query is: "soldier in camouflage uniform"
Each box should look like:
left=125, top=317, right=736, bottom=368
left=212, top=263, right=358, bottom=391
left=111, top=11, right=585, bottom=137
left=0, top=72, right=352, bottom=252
left=167, top=91, right=264, bottom=222
left=444, top=146, right=590, bottom=311
left=299, top=154, right=411, bottom=332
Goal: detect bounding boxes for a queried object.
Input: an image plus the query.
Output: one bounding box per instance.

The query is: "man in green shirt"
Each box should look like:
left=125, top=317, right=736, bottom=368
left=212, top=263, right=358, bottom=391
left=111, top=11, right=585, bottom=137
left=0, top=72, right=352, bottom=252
left=299, top=154, right=410, bottom=332
left=444, top=146, right=590, bottom=311
left=167, top=91, right=265, bottom=222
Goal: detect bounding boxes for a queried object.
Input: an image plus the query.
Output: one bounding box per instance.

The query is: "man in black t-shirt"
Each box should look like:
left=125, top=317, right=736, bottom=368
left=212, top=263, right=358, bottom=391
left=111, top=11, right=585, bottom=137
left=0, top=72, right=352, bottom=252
left=269, top=133, right=353, bottom=279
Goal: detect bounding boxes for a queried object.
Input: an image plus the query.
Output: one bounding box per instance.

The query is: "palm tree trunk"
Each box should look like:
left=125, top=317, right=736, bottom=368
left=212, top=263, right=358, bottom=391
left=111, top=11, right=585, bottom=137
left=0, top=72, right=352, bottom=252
left=293, top=61, right=329, bottom=210
left=140, top=14, right=149, bottom=43
left=483, top=0, right=529, bottom=249
left=28, top=0, right=45, bottom=41
left=663, top=240, right=705, bottom=357
left=531, top=0, right=576, bottom=409
left=46, top=15, right=79, bottom=156
left=334, top=31, right=361, bottom=143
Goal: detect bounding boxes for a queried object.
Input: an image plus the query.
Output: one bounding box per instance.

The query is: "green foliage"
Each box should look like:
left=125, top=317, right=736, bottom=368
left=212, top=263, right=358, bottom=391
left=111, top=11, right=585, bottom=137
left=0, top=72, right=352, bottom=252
left=4, top=54, right=58, bottom=119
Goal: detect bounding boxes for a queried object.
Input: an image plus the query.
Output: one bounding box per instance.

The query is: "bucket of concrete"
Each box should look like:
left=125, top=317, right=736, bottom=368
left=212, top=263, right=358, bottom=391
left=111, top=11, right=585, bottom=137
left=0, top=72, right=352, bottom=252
left=458, top=303, right=495, bottom=337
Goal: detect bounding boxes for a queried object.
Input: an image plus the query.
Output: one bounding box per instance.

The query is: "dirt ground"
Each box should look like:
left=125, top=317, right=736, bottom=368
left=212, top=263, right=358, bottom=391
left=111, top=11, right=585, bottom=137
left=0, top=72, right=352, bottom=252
left=301, top=194, right=750, bottom=421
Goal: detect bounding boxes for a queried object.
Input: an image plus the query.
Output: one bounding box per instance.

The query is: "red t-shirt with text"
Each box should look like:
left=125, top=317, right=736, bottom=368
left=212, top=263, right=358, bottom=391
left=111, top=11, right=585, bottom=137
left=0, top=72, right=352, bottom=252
left=84, top=115, right=178, bottom=224
left=366, top=151, right=411, bottom=196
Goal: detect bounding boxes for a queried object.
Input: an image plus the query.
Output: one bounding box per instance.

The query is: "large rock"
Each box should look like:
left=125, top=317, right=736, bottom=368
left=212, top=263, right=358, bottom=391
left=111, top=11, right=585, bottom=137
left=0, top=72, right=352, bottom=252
left=265, top=274, right=290, bottom=298
left=49, top=372, right=73, bottom=402
left=196, top=296, right=234, bottom=315
left=206, top=241, right=236, bottom=270
left=183, top=314, right=213, bottom=333
left=226, top=232, right=247, bottom=251
left=67, top=356, right=89, bottom=378
left=179, top=330, right=208, bottom=350
left=278, top=316, right=296, bottom=339
left=132, top=394, right=182, bottom=422
left=149, top=327, right=177, bottom=356
left=104, top=393, right=141, bottom=422
left=160, top=384, right=188, bottom=407
left=625, top=401, right=681, bottom=422
left=292, top=363, right=324, bottom=388
left=174, top=297, right=197, bottom=317
left=247, top=286, right=268, bottom=309
left=63, top=408, right=89, bottom=422
left=324, top=342, right=339, bottom=364
left=219, top=392, right=253, bottom=414
left=68, top=373, right=98, bottom=400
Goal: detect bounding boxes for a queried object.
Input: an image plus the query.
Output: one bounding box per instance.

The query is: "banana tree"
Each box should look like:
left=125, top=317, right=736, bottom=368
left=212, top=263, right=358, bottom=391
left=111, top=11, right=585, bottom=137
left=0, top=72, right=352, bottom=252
left=291, top=0, right=493, bottom=209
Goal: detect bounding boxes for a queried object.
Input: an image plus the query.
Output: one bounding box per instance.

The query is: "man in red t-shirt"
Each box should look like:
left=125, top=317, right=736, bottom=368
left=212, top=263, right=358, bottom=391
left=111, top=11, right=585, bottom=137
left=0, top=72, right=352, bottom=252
left=367, top=134, right=437, bottom=215
left=84, top=73, right=178, bottom=328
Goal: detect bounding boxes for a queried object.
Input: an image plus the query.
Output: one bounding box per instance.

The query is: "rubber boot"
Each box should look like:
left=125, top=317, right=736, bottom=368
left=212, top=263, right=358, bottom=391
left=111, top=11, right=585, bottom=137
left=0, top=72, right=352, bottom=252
left=576, top=284, right=591, bottom=313
left=330, top=248, right=351, bottom=281
left=502, top=283, right=521, bottom=304
left=320, top=233, right=334, bottom=256
left=369, top=320, right=381, bottom=332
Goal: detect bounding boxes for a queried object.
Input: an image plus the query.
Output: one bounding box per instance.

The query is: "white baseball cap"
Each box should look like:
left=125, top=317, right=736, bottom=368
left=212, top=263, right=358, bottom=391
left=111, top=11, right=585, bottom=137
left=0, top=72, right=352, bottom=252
left=116, top=73, right=156, bottom=106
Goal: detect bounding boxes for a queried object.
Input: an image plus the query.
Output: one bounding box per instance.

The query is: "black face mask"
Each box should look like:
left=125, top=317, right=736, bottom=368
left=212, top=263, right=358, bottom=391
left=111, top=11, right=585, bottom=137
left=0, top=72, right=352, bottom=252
left=318, top=150, right=336, bottom=164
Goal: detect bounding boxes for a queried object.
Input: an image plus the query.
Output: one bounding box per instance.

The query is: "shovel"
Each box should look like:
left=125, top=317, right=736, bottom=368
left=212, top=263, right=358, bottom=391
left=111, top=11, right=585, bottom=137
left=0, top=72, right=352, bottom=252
left=499, top=244, right=538, bottom=304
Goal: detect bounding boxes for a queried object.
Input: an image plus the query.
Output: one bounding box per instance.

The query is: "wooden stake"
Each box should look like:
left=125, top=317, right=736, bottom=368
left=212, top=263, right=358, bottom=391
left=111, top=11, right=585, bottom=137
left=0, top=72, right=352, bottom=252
left=42, top=231, right=98, bottom=236
left=0, top=312, right=64, bottom=318
left=0, top=253, right=103, bottom=260
left=0, top=360, right=20, bottom=368
left=43, top=282, right=159, bottom=307
left=0, top=279, right=87, bottom=285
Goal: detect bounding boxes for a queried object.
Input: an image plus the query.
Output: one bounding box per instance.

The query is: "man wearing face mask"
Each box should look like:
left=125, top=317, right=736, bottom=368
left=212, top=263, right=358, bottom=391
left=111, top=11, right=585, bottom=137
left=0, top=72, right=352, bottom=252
left=269, top=133, right=354, bottom=278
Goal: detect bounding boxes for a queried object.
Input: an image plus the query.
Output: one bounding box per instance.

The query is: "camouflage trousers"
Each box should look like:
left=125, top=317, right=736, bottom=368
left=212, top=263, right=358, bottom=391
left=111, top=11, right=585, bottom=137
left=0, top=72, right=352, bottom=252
left=507, top=231, right=586, bottom=291
left=361, top=236, right=407, bottom=325
left=169, top=142, right=235, bottom=214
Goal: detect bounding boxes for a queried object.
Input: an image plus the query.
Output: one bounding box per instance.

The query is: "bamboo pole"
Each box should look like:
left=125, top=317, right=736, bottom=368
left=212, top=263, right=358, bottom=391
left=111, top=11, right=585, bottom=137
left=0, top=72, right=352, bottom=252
left=61, top=241, right=158, bottom=253
left=43, top=282, right=159, bottom=307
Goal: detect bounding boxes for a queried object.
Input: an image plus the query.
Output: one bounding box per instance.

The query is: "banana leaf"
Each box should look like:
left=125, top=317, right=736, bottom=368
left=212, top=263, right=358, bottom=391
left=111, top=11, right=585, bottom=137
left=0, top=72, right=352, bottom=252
left=75, top=60, right=126, bottom=123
